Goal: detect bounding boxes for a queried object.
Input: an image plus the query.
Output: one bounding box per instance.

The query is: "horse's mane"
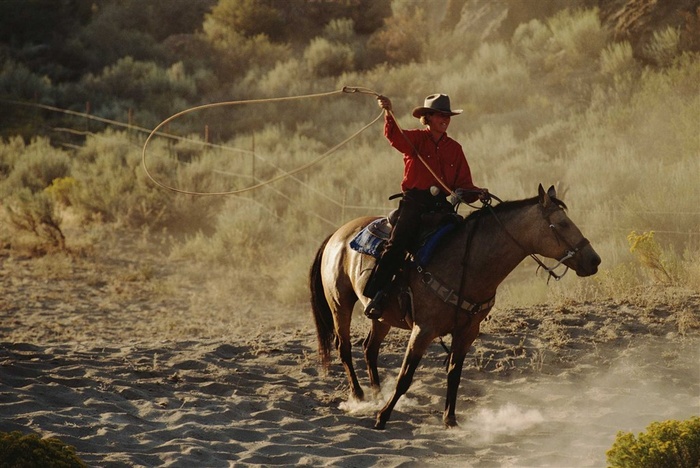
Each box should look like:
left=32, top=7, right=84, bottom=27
left=463, top=195, right=567, bottom=223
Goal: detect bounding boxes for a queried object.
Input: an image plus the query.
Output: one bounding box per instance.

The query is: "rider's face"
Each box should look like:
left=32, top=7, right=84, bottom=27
left=428, top=113, right=451, bottom=134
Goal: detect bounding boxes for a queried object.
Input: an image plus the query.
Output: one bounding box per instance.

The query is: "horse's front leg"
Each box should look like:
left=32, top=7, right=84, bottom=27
left=374, top=326, right=433, bottom=430
left=363, top=319, right=391, bottom=392
left=443, top=318, right=482, bottom=427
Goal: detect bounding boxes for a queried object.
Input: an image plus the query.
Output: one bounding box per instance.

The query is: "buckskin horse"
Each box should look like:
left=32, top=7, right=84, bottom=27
left=309, top=185, right=600, bottom=429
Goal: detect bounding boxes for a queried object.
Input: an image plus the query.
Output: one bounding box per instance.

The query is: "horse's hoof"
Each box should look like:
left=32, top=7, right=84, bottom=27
left=373, top=418, right=387, bottom=430
left=444, top=418, right=459, bottom=428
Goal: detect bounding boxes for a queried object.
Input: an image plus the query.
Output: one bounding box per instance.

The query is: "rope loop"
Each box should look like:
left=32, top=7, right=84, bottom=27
left=342, top=86, right=380, bottom=96
left=142, top=87, right=382, bottom=196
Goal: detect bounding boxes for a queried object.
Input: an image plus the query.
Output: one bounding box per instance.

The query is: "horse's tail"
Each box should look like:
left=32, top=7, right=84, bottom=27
left=309, top=235, right=335, bottom=370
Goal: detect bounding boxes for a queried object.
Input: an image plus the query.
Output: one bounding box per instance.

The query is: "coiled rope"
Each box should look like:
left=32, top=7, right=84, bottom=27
left=141, top=86, right=383, bottom=196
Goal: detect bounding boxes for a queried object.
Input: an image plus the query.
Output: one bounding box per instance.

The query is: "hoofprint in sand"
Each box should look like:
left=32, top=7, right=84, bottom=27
left=1, top=247, right=698, bottom=467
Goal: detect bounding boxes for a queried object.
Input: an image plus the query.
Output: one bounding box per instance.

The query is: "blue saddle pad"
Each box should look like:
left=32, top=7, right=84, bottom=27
left=349, top=219, right=457, bottom=267
left=349, top=219, right=388, bottom=258
left=414, top=222, right=457, bottom=267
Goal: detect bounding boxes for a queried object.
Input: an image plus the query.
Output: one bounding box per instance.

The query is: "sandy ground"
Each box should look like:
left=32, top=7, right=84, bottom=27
left=1, top=233, right=699, bottom=467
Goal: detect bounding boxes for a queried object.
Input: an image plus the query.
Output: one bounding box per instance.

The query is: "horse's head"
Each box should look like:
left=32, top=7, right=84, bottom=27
left=533, top=184, right=601, bottom=277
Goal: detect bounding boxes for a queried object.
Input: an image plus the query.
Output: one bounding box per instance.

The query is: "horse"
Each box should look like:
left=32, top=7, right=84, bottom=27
left=309, top=184, right=601, bottom=429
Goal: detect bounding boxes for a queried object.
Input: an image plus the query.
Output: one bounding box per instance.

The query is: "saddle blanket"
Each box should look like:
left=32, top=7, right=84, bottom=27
left=349, top=218, right=457, bottom=267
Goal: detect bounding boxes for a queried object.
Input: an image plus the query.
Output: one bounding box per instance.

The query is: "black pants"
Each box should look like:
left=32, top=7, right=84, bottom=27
left=363, top=189, right=450, bottom=298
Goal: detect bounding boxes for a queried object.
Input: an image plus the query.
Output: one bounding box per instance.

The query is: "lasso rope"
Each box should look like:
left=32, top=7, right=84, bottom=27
left=141, top=86, right=383, bottom=196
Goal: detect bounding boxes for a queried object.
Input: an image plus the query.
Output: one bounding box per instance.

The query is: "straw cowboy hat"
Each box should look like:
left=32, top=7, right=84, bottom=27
left=411, top=93, right=463, bottom=118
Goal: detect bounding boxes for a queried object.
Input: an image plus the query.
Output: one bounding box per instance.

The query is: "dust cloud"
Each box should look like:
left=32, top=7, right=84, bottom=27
left=336, top=336, right=698, bottom=467
left=456, top=336, right=699, bottom=466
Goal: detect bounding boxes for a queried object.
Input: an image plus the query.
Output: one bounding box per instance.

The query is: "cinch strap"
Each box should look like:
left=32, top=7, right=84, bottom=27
left=418, top=268, right=495, bottom=315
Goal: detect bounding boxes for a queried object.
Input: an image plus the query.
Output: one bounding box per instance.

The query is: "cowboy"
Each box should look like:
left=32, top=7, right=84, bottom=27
left=363, top=93, right=488, bottom=319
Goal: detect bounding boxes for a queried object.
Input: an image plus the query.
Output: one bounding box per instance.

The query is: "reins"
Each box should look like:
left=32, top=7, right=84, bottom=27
left=483, top=201, right=589, bottom=282
left=432, top=195, right=588, bottom=362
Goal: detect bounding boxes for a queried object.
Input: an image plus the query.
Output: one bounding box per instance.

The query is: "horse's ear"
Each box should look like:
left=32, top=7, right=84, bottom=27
left=537, top=184, right=553, bottom=208
left=538, top=184, right=548, bottom=207
left=547, top=185, right=557, bottom=199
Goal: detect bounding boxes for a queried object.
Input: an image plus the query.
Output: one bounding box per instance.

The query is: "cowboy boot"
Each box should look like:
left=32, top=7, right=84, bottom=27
left=362, top=246, right=402, bottom=319
left=364, top=290, right=386, bottom=319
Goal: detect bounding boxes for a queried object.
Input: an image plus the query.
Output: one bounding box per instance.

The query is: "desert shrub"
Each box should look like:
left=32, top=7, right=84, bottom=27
left=620, top=55, right=700, bottom=165
left=78, top=57, right=198, bottom=125
left=0, top=136, right=25, bottom=178
left=0, top=137, right=71, bottom=195
left=68, top=131, right=144, bottom=223
left=5, top=189, right=65, bottom=250
left=643, top=26, right=681, bottom=67
left=547, top=8, right=607, bottom=70
left=202, top=12, right=290, bottom=81
left=513, top=8, right=606, bottom=93
left=627, top=231, right=673, bottom=283
left=69, top=130, right=222, bottom=232
left=615, top=158, right=699, bottom=252
left=512, top=18, right=553, bottom=72
left=71, top=4, right=166, bottom=73
left=322, top=18, right=355, bottom=43
left=0, top=59, right=53, bottom=102
left=600, top=41, right=637, bottom=77
left=366, top=7, right=427, bottom=65
left=171, top=198, right=281, bottom=268
left=203, top=0, right=286, bottom=42
left=0, top=430, right=87, bottom=468
left=607, top=416, right=700, bottom=468
left=453, top=42, right=531, bottom=114
left=45, top=176, right=78, bottom=206
left=304, top=37, right=355, bottom=78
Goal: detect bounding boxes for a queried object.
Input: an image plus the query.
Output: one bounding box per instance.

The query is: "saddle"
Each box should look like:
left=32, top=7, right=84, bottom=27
left=349, top=211, right=461, bottom=268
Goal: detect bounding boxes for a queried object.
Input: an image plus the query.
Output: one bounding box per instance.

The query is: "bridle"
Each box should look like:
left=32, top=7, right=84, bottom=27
left=484, top=198, right=590, bottom=282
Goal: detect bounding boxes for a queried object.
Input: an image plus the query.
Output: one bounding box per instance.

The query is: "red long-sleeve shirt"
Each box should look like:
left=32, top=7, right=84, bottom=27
left=384, top=113, right=480, bottom=201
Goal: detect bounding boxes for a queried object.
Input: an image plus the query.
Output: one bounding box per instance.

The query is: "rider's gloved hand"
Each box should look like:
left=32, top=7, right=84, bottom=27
left=450, top=188, right=490, bottom=205
left=478, top=188, right=491, bottom=204
left=449, top=188, right=469, bottom=205
left=377, top=95, right=392, bottom=112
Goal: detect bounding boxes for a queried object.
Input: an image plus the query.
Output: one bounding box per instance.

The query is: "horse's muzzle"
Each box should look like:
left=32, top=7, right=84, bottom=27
left=573, top=246, right=601, bottom=277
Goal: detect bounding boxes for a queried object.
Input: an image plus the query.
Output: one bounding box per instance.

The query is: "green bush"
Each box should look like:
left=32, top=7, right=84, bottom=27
left=607, top=417, right=700, bottom=468
left=0, top=431, right=87, bottom=468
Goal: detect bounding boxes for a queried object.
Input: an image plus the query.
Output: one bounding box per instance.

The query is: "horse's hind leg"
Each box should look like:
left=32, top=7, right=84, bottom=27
left=333, top=301, right=364, bottom=401
left=338, top=336, right=364, bottom=401
left=363, top=320, right=390, bottom=392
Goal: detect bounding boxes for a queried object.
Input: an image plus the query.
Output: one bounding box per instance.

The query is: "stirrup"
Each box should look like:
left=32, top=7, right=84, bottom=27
left=364, top=291, right=386, bottom=319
